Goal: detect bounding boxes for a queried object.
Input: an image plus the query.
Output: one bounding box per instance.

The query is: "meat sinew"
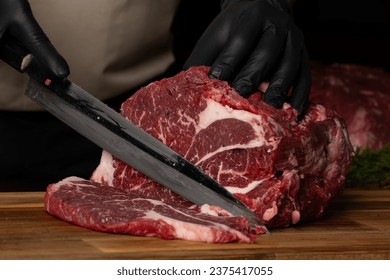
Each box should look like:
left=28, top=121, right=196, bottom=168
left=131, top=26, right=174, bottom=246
left=45, top=66, right=354, bottom=243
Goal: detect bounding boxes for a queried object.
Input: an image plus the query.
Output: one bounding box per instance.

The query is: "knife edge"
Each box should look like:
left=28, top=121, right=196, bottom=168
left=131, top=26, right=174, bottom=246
left=25, top=79, right=266, bottom=230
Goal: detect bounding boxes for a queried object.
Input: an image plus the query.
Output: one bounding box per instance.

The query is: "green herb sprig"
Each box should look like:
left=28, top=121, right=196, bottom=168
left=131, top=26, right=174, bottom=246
left=345, top=146, right=390, bottom=189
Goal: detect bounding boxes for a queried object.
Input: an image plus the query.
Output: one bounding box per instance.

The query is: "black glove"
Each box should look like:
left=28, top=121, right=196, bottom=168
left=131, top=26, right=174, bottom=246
left=0, top=0, right=69, bottom=78
left=184, top=0, right=311, bottom=117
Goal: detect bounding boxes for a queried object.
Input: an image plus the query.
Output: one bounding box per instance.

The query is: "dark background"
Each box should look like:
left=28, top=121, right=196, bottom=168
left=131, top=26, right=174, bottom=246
left=293, top=0, right=390, bottom=70
left=171, top=0, right=390, bottom=71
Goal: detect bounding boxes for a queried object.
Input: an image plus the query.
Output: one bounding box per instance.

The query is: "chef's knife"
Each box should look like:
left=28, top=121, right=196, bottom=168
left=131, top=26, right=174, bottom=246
left=0, top=36, right=265, bottom=229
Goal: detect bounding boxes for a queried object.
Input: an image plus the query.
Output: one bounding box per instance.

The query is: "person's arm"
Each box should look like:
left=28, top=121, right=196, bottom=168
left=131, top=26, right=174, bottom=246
left=184, top=0, right=310, bottom=118
left=0, top=0, right=69, bottom=78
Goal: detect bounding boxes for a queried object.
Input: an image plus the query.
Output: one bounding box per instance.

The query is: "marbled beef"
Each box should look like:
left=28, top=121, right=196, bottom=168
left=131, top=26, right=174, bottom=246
left=45, top=177, right=261, bottom=243
left=45, top=66, right=354, bottom=243
left=90, top=66, right=353, bottom=230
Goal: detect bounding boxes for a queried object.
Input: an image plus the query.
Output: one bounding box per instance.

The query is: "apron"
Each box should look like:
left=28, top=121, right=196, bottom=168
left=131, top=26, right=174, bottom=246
left=0, top=0, right=180, bottom=190
left=0, top=0, right=180, bottom=111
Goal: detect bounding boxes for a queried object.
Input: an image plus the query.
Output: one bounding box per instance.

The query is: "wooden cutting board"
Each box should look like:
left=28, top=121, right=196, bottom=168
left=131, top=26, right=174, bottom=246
left=0, top=188, right=389, bottom=260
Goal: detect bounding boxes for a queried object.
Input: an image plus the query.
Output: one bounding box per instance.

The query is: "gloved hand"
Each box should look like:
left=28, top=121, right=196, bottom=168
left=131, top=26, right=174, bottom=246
left=184, top=0, right=311, bottom=117
left=0, top=0, right=69, bottom=78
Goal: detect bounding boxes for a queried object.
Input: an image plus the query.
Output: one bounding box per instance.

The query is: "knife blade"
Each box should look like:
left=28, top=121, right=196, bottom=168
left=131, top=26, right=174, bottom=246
left=0, top=36, right=265, bottom=229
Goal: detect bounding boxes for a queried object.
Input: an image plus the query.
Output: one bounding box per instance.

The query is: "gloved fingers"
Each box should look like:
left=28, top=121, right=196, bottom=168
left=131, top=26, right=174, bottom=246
left=185, top=2, right=272, bottom=82
left=18, top=33, right=70, bottom=79
left=232, top=23, right=287, bottom=98
left=263, top=25, right=302, bottom=108
left=207, top=11, right=263, bottom=82
left=204, top=2, right=262, bottom=82
left=183, top=15, right=230, bottom=70
left=290, top=47, right=311, bottom=118
left=9, top=1, right=69, bottom=78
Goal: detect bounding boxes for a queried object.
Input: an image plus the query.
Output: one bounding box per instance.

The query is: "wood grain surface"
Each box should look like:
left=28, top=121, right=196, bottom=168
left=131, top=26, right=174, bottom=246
left=0, top=189, right=389, bottom=260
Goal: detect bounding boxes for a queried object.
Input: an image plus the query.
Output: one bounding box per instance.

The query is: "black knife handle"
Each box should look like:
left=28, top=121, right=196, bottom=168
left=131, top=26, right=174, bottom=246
left=0, top=34, right=55, bottom=86
left=0, top=34, right=30, bottom=72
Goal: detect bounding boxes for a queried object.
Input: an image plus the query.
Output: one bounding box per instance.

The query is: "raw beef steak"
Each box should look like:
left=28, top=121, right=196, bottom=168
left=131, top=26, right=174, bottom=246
left=45, top=177, right=263, bottom=243
left=309, top=62, right=390, bottom=151
left=91, top=66, right=354, bottom=230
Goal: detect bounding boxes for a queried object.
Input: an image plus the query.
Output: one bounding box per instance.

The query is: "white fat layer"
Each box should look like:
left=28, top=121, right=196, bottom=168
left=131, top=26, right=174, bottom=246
left=54, top=177, right=89, bottom=188
left=194, top=99, right=275, bottom=165
left=292, top=210, right=301, bottom=224
left=314, top=104, right=328, bottom=122
left=262, top=201, right=278, bottom=221
left=225, top=178, right=269, bottom=194
left=197, top=99, right=265, bottom=136
left=200, top=204, right=231, bottom=217
left=120, top=198, right=251, bottom=242
left=195, top=142, right=266, bottom=166
left=199, top=204, right=220, bottom=216
left=90, top=151, right=115, bottom=186
left=143, top=209, right=250, bottom=243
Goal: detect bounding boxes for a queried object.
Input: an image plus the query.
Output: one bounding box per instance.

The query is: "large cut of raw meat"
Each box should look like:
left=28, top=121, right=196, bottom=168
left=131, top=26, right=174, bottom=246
left=309, top=62, right=390, bottom=151
left=45, top=66, right=354, bottom=243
